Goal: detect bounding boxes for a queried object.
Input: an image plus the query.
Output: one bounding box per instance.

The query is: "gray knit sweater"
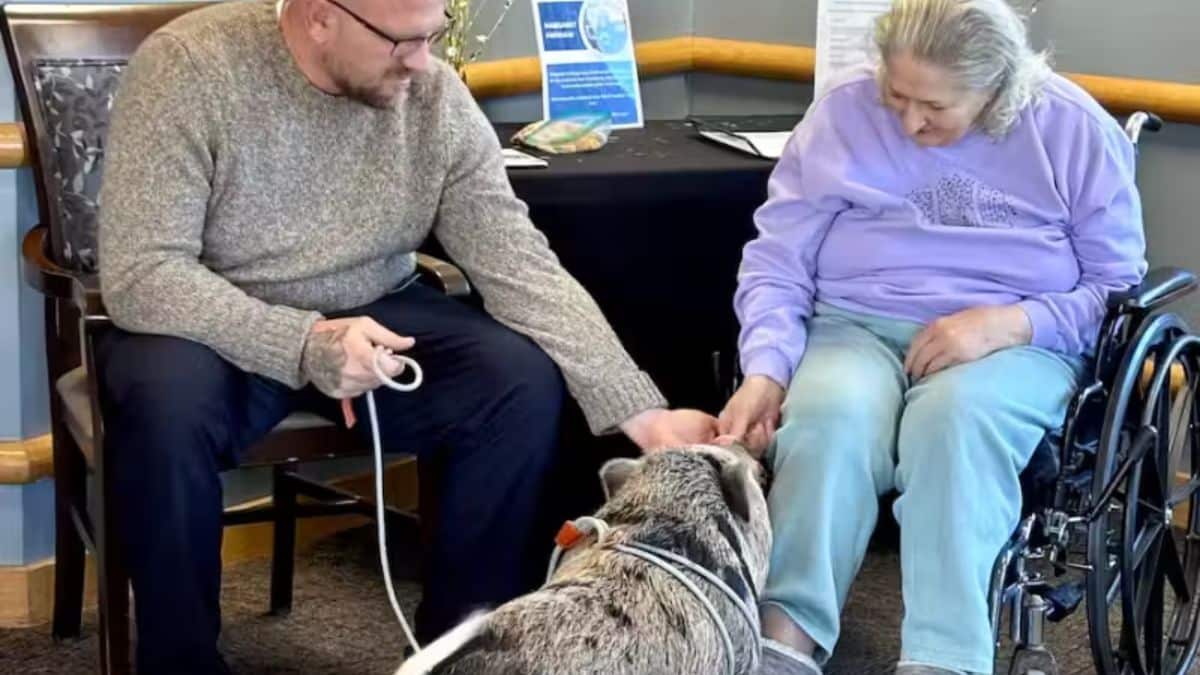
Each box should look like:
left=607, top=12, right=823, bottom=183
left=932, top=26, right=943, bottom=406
left=98, top=0, right=666, bottom=433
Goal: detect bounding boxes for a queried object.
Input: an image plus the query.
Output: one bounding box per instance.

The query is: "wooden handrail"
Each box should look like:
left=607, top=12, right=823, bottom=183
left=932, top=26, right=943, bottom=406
left=463, top=36, right=695, bottom=100
left=464, top=38, right=1200, bottom=123
left=0, top=122, right=28, bottom=169
left=1065, top=72, right=1200, bottom=122
left=690, top=37, right=814, bottom=82
left=0, top=435, right=52, bottom=484
left=2, top=36, right=1199, bottom=168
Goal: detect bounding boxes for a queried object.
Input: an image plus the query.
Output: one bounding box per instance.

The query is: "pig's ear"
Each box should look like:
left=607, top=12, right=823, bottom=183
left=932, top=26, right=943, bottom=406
left=599, top=457, right=641, bottom=500
left=720, top=459, right=758, bottom=522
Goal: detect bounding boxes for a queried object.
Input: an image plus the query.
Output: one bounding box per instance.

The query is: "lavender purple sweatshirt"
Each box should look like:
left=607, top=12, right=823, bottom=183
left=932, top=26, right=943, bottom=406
left=735, top=68, right=1148, bottom=388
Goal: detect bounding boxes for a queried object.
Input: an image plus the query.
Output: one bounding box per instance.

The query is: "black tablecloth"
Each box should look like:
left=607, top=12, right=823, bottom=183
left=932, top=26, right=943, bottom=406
left=493, top=119, right=782, bottom=207
left=489, top=119, right=789, bottom=412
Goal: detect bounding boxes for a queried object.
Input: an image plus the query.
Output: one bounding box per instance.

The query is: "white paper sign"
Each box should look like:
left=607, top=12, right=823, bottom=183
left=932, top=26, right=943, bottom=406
left=815, top=0, right=892, bottom=98
left=531, top=0, right=644, bottom=129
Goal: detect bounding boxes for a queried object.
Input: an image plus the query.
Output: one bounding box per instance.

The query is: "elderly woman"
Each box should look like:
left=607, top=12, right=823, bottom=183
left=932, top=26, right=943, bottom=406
left=719, top=0, right=1147, bottom=673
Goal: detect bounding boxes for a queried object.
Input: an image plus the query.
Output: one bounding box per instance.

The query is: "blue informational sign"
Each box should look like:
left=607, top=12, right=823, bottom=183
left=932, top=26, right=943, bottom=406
left=532, top=0, right=644, bottom=129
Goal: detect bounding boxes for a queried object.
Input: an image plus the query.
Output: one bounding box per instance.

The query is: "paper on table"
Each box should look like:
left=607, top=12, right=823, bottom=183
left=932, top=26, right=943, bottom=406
left=815, top=0, right=891, bottom=99
left=502, top=147, right=550, bottom=169
left=698, top=130, right=792, bottom=160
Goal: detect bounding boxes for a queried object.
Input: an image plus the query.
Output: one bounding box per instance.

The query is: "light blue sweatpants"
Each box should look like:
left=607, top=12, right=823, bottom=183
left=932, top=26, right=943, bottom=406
left=763, top=303, right=1083, bottom=674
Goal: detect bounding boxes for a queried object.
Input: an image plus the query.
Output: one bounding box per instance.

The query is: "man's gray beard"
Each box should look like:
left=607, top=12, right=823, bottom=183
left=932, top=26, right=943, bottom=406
left=336, top=73, right=402, bottom=109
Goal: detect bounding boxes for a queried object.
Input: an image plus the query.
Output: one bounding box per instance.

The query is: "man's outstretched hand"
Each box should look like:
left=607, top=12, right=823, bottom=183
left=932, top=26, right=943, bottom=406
left=620, top=408, right=720, bottom=453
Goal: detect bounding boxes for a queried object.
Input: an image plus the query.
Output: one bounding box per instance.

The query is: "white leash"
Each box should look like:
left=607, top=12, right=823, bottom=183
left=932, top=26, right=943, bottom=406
left=546, top=516, right=762, bottom=675
left=366, top=347, right=424, bottom=652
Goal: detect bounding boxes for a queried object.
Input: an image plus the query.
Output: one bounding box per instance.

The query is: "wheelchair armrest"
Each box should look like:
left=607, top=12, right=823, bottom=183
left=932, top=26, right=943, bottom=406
left=416, top=253, right=471, bottom=297
left=22, top=224, right=107, bottom=319
left=1107, top=266, right=1197, bottom=314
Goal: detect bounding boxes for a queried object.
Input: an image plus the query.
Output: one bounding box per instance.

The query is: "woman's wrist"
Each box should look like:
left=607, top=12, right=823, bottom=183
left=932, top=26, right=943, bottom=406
left=1004, top=304, right=1034, bottom=347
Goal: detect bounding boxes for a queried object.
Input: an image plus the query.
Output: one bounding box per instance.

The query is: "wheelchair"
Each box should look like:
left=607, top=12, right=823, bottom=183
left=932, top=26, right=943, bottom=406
left=993, top=111, right=1200, bottom=675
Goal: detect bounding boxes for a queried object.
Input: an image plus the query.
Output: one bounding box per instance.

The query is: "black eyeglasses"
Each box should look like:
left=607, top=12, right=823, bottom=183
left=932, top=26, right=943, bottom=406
left=323, top=0, right=449, bottom=55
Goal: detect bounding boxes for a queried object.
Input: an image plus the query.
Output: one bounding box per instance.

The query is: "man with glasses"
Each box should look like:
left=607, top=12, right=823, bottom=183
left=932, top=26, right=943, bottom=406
left=97, top=0, right=716, bottom=672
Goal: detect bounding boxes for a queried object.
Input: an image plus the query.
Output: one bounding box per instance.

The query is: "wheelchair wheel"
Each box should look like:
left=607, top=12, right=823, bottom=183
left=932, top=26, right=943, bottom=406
left=1086, top=312, right=1200, bottom=675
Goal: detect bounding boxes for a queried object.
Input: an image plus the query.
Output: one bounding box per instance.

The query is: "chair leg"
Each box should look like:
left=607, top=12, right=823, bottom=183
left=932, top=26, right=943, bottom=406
left=94, top=470, right=132, bottom=674
left=269, top=465, right=298, bottom=616
left=51, top=433, right=86, bottom=641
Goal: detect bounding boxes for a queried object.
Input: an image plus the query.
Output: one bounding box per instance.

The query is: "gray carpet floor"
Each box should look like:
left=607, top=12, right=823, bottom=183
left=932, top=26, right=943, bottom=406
left=1, top=526, right=1195, bottom=674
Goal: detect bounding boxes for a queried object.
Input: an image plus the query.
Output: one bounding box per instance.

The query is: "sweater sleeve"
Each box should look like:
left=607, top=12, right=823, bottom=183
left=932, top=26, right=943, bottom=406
left=1016, top=112, right=1148, bottom=355
left=99, top=34, right=322, bottom=387
left=735, top=99, right=848, bottom=389
left=430, top=69, right=666, bottom=435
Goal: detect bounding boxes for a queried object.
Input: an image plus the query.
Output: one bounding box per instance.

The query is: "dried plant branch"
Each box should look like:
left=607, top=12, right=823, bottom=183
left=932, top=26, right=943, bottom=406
left=442, top=0, right=516, bottom=78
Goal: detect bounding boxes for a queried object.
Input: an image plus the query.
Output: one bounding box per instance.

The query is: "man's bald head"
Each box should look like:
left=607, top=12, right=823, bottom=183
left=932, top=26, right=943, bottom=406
left=280, top=0, right=447, bottom=108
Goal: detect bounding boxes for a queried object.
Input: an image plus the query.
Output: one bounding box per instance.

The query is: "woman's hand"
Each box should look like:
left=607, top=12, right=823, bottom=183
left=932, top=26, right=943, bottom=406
left=717, top=375, right=787, bottom=458
left=904, top=304, right=1033, bottom=379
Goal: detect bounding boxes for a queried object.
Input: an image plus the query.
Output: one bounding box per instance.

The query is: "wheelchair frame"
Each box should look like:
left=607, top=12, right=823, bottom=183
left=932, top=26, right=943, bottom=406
left=993, top=112, right=1200, bottom=675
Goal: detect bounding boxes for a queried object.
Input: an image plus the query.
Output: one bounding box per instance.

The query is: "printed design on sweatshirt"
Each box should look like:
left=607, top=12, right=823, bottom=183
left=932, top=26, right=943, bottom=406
left=906, top=172, right=1016, bottom=228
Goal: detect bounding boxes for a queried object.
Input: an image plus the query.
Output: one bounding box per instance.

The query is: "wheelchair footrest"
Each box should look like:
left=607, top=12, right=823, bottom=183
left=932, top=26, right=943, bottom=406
left=1041, top=580, right=1085, bottom=623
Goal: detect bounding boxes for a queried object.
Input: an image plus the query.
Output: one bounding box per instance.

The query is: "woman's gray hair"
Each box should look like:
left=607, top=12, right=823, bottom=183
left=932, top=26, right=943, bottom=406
left=873, top=0, right=1051, bottom=137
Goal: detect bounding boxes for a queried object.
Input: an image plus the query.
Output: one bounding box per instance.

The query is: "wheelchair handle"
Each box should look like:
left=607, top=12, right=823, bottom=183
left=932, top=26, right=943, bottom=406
left=1124, top=111, right=1163, bottom=146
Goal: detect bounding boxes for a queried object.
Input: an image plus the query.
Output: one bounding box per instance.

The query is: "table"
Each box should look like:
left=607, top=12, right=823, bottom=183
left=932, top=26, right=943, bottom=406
left=495, top=118, right=795, bottom=413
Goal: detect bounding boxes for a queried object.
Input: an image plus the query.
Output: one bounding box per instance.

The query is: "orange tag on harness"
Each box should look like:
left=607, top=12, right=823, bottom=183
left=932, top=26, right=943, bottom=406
left=341, top=399, right=357, bottom=429
left=555, top=521, right=585, bottom=549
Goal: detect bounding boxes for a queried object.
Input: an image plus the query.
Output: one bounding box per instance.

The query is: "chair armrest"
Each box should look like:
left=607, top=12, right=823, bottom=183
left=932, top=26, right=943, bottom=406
left=1107, top=266, right=1197, bottom=314
left=72, top=273, right=106, bottom=319
left=416, top=253, right=470, bottom=297
left=22, top=224, right=106, bottom=318
left=22, top=224, right=75, bottom=300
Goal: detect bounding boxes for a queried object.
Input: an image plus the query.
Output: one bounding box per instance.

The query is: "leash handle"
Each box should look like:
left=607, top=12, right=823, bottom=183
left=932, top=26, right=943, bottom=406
left=372, top=347, right=423, bottom=392
left=340, top=348, right=422, bottom=429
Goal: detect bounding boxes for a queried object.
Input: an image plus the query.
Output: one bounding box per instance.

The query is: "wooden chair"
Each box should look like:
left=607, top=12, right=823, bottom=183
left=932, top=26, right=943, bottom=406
left=2, top=4, right=469, bottom=673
